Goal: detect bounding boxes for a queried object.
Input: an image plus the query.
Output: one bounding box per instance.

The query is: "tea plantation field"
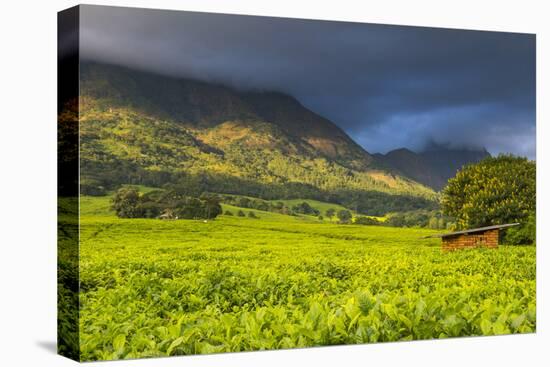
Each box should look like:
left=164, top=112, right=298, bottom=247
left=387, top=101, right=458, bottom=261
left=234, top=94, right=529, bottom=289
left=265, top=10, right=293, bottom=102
left=72, top=196, right=536, bottom=361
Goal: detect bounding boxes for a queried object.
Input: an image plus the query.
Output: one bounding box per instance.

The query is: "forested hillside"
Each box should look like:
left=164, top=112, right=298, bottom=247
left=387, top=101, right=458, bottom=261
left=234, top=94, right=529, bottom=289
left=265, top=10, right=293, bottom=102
left=78, top=62, right=438, bottom=215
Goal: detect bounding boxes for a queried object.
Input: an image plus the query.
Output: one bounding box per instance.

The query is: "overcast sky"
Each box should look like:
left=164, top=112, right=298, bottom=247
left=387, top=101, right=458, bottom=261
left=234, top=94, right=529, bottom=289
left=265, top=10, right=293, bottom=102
left=78, top=5, right=536, bottom=159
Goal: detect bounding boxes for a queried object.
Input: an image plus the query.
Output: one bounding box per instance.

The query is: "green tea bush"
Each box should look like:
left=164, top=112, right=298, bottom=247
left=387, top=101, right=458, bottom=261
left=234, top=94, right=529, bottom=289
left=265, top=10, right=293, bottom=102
left=76, top=197, right=536, bottom=361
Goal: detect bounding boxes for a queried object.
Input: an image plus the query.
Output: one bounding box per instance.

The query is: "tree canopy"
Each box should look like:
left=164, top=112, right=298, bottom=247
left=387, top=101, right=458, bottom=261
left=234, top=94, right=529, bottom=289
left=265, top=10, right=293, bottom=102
left=112, top=187, right=222, bottom=220
left=337, top=209, right=352, bottom=224
left=441, top=155, right=535, bottom=229
left=112, top=187, right=141, bottom=218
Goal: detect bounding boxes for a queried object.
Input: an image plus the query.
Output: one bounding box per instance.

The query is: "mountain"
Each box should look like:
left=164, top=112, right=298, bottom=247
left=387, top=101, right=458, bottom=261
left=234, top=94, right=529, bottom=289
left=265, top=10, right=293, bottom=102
left=76, top=62, right=437, bottom=215
left=80, top=62, right=373, bottom=170
left=375, top=143, right=491, bottom=191
left=374, top=148, right=444, bottom=190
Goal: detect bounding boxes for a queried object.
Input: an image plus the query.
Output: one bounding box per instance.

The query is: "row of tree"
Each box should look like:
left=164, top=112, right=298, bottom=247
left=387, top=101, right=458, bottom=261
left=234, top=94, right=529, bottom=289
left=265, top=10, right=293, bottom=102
left=384, top=210, right=453, bottom=229
left=111, top=187, right=446, bottom=227
left=110, top=155, right=536, bottom=245
left=224, top=210, right=259, bottom=218
left=220, top=196, right=323, bottom=217
left=112, top=187, right=222, bottom=219
left=81, top=159, right=437, bottom=216
left=220, top=197, right=361, bottom=224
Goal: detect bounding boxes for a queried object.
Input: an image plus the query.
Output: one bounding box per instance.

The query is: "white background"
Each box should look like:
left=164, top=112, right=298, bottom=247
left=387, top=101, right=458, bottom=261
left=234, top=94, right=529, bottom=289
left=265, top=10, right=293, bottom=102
left=0, top=0, right=548, bottom=365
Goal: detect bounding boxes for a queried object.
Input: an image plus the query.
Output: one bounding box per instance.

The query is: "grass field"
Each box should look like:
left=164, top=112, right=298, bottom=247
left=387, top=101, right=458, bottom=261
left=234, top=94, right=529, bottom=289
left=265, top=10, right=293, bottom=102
left=64, top=195, right=536, bottom=361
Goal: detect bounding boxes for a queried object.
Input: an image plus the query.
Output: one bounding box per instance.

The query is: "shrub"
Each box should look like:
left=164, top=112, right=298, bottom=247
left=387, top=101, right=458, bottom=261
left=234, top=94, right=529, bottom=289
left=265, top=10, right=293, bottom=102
left=80, top=178, right=106, bottom=196
left=136, top=201, right=163, bottom=218
left=272, top=201, right=284, bottom=210
left=199, top=194, right=223, bottom=219
left=224, top=210, right=234, bottom=216
left=291, top=202, right=320, bottom=216
left=337, top=210, right=352, bottom=224
left=505, top=213, right=536, bottom=245
left=112, top=187, right=141, bottom=218
left=354, top=216, right=379, bottom=225
left=237, top=210, right=246, bottom=217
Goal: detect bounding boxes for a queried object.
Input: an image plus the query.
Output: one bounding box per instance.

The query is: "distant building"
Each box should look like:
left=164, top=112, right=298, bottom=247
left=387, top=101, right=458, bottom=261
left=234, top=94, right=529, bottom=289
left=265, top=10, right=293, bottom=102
left=158, top=209, right=175, bottom=220
left=426, top=223, right=520, bottom=251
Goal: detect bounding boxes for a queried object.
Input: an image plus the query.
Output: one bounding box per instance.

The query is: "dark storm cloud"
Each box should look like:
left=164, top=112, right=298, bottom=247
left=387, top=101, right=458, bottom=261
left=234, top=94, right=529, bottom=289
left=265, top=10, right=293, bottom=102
left=79, top=5, right=536, bottom=158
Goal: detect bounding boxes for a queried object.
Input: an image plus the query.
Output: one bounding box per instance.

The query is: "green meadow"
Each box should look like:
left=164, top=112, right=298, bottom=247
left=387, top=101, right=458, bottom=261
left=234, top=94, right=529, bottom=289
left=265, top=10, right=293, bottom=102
left=72, top=193, right=536, bottom=361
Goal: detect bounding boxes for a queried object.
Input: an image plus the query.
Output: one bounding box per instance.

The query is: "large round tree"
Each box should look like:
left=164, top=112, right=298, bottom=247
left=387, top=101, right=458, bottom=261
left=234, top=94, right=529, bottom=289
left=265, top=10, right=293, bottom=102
left=441, top=155, right=535, bottom=229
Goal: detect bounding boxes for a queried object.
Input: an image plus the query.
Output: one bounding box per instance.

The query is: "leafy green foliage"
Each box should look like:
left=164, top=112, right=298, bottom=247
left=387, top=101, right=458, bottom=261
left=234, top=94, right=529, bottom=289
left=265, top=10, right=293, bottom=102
left=221, top=195, right=289, bottom=215
left=76, top=196, right=536, bottom=361
left=337, top=210, right=352, bottom=224
left=80, top=177, right=106, bottom=196
left=354, top=216, right=379, bottom=226
left=58, top=102, right=79, bottom=197
left=505, top=213, right=536, bottom=245
left=384, top=210, right=452, bottom=229
left=291, top=202, right=320, bottom=216
left=111, top=187, right=222, bottom=220
left=112, top=187, right=141, bottom=218
left=442, top=155, right=535, bottom=229
left=57, top=198, right=80, bottom=360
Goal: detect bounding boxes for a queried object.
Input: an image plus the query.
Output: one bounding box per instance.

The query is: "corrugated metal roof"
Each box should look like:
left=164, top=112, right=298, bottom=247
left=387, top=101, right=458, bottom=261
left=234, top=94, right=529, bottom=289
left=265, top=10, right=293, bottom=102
left=424, top=223, right=520, bottom=238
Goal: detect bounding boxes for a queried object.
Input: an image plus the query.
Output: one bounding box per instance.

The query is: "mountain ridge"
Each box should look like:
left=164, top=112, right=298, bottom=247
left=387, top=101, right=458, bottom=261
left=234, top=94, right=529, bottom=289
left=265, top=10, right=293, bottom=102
left=77, top=61, right=483, bottom=214
left=374, top=144, right=491, bottom=190
left=80, top=62, right=374, bottom=171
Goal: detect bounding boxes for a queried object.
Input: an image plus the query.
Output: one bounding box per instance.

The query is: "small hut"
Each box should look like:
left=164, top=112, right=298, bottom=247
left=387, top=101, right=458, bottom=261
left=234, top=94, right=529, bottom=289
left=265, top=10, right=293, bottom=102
left=158, top=209, right=175, bottom=220
left=426, top=223, right=519, bottom=251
